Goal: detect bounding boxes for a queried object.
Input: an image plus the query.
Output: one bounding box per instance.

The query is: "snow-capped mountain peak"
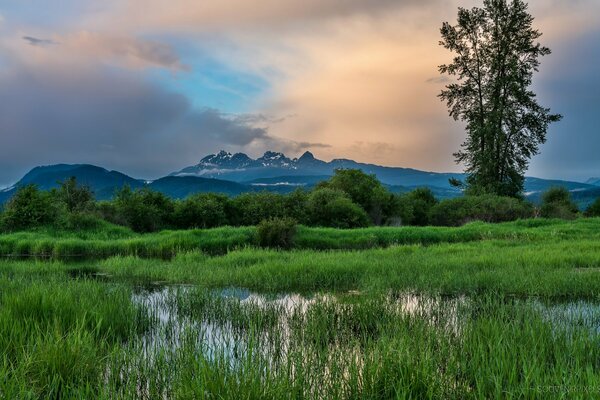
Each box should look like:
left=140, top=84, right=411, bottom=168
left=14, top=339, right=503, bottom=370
left=256, top=151, right=294, bottom=168
left=199, top=150, right=233, bottom=166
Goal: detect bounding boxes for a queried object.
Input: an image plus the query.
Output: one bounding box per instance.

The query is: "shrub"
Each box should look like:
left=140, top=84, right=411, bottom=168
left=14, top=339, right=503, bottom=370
left=95, top=201, right=124, bottom=226
left=322, top=169, right=393, bottom=225
left=539, top=187, right=578, bottom=219
left=1, top=185, right=60, bottom=231
left=585, top=197, right=600, bottom=217
left=114, top=187, right=175, bottom=232
left=429, top=197, right=470, bottom=227
left=53, top=177, right=94, bottom=213
left=174, top=193, right=230, bottom=229
left=307, top=188, right=370, bottom=228
left=284, top=189, right=309, bottom=224
left=401, top=188, right=438, bottom=226
left=430, top=195, right=534, bottom=226
left=230, top=192, right=287, bottom=226
left=257, top=217, right=298, bottom=249
left=61, top=212, right=105, bottom=231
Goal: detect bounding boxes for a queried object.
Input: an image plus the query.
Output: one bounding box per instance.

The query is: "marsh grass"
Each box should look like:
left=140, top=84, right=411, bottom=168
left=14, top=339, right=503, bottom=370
left=2, top=218, right=600, bottom=261
left=2, top=273, right=600, bottom=398
left=2, top=219, right=600, bottom=398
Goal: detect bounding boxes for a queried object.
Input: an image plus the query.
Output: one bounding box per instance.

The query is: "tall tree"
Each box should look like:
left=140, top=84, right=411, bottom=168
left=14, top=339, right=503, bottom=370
left=439, top=0, right=561, bottom=197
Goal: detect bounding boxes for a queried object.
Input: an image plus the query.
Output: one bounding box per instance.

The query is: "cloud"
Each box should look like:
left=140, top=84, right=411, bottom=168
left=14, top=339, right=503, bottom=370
left=186, top=108, right=269, bottom=146
left=92, top=0, right=429, bottom=32
left=23, top=36, right=58, bottom=47
left=0, top=59, right=308, bottom=184
left=528, top=29, right=600, bottom=181
left=182, top=109, right=330, bottom=155
left=60, top=32, right=189, bottom=71
left=426, top=76, right=450, bottom=84
left=0, top=33, right=330, bottom=185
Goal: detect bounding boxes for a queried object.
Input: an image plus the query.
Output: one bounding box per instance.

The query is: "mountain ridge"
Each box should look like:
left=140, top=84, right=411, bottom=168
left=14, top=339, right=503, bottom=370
left=586, top=177, right=600, bottom=186
left=1, top=151, right=598, bottom=208
left=171, top=150, right=464, bottom=188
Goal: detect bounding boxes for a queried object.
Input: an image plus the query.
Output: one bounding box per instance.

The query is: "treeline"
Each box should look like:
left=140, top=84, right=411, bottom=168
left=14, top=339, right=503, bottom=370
left=0, top=170, right=599, bottom=233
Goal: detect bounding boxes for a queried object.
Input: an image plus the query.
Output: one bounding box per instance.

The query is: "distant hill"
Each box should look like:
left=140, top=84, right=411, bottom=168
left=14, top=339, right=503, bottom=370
left=1, top=152, right=598, bottom=208
left=571, top=187, right=600, bottom=210
left=586, top=178, right=600, bottom=186
left=148, top=176, right=249, bottom=198
left=0, top=164, right=143, bottom=203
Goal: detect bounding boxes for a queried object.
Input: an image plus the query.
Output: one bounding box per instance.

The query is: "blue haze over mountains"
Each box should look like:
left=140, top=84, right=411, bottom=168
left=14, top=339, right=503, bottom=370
left=1, top=151, right=599, bottom=208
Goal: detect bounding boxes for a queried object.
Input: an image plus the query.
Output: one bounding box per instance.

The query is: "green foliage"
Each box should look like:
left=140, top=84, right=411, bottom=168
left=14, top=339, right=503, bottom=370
left=174, top=193, right=230, bottom=229
left=439, top=0, right=561, bottom=196
left=1, top=171, right=594, bottom=235
left=539, top=187, right=579, bottom=219
left=283, top=189, right=309, bottom=223
left=61, top=212, right=106, bottom=231
left=231, top=192, right=287, bottom=226
left=306, top=188, right=370, bottom=228
left=114, top=186, right=175, bottom=232
left=323, top=169, right=393, bottom=224
left=256, top=217, right=297, bottom=249
left=430, top=194, right=534, bottom=226
left=400, top=187, right=438, bottom=226
left=585, top=197, right=600, bottom=217
left=1, top=185, right=59, bottom=231
left=53, top=177, right=94, bottom=213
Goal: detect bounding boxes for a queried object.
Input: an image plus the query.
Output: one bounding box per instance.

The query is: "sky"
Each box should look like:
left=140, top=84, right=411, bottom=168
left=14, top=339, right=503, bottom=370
left=0, top=0, right=598, bottom=187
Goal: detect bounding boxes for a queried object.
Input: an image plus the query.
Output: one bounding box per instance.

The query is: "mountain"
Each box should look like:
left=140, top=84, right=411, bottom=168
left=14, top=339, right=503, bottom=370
left=1, top=154, right=598, bottom=208
left=0, top=164, right=143, bottom=203
left=523, top=177, right=597, bottom=198
left=586, top=178, right=600, bottom=186
left=148, top=176, right=249, bottom=198
left=172, top=150, right=465, bottom=187
left=571, top=187, right=600, bottom=210
left=173, top=150, right=596, bottom=195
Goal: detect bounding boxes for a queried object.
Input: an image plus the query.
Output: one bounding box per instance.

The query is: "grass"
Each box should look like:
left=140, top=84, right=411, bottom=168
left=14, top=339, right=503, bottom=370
left=40, top=236, right=596, bottom=297
left=1, top=217, right=600, bottom=260
left=2, top=278, right=600, bottom=398
left=2, top=218, right=600, bottom=398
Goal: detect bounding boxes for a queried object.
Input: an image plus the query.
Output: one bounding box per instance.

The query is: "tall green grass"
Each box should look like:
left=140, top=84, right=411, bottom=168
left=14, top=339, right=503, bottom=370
left=2, top=219, right=600, bottom=398
left=1, top=218, right=600, bottom=260
left=73, top=237, right=600, bottom=297
left=1, top=274, right=600, bottom=397
left=0, top=276, right=148, bottom=398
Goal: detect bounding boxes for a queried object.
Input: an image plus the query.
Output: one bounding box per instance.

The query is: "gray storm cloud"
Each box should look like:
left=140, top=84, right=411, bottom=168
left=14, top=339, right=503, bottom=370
left=23, top=36, right=58, bottom=47
left=0, top=63, right=326, bottom=185
left=528, top=29, right=600, bottom=181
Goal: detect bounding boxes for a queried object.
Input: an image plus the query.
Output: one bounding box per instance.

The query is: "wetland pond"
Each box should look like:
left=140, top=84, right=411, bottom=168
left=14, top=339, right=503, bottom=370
left=125, top=283, right=600, bottom=382
left=64, top=271, right=600, bottom=397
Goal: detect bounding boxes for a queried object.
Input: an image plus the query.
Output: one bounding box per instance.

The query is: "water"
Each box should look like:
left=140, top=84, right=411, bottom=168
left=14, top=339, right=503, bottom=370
left=131, top=286, right=333, bottom=365
left=111, top=285, right=600, bottom=397
left=130, top=286, right=600, bottom=361
left=535, top=299, right=600, bottom=335
left=128, top=286, right=469, bottom=371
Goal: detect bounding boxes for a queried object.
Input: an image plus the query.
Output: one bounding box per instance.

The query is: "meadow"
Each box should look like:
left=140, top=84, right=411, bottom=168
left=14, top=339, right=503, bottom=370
left=2, top=218, right=600, bottom=398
